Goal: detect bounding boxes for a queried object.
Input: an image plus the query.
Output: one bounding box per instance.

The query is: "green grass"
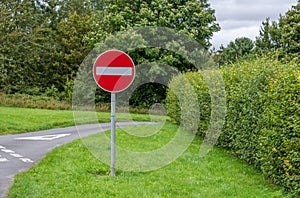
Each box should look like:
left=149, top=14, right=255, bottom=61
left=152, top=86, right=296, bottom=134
left=0, top=106, right=158, bottom=135
left=8, top=123, right=291, bottom=198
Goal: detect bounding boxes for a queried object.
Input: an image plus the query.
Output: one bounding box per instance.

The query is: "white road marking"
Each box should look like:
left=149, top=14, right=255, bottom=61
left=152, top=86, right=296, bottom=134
left=10, top=153, right=23, bottom=158
left=15, top=133, right=71, bottom=141
left=0, top=145, right=33, bottom=163
left=1, top=149, right=14, bottom=153
left=0, top=154, right=8, bottom=162
left=20, top=158, right=34, bottom=163
left=0, top=158, right=9, bottom=162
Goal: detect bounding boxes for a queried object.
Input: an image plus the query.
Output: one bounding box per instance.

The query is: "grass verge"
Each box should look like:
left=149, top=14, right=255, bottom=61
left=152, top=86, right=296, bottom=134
left=0, top=93, right=72, bottom=110
left=0, top=106, right=159, bottom=135
left=8, top=123, right=291, bottom=198
left=0, top=93, right=155, bottom=114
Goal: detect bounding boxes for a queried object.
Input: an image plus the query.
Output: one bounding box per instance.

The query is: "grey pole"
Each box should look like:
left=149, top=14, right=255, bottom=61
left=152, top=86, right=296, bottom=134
left=111, top=92, right=116, bottom=176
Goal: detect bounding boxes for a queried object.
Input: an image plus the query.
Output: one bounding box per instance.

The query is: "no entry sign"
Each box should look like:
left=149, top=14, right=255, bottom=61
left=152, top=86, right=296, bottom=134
left=93, top=50, right=135, bottom=93
left=92, top=49, right=135, bottom=176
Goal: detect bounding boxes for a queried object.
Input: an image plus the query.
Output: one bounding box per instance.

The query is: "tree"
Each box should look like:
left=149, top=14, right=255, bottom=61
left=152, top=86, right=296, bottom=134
left=279, top=3, right=300, bottom=56
left=0, top=0, right=53, bottom=93
left=51, top=12, right=92, bottom=92
left=255, top=2, right=300, bottom=61
left=217, top=37, right=254, bottom=65
left=84, top=0, right=220, bottom=107
left=255, top=18, right=282, bottom=51
left=0, top=0, right=98, bottom=94
left=86, top=0, right=219, bottom=49
left=1, top=0, right=220, bottom=107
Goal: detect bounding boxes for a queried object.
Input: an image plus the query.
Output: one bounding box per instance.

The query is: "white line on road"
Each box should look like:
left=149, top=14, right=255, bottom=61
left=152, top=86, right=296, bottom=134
left=20, top=158, right=34, bottom=163
left=0, top=145, right=34, bottom=164
left=15, top=133, right=71, bottom=141
left=0, top=158, right=8, bottom=162
left=1, top=149, right=14, bottom=153
left=10, top=153, right=23, bottom=158
left=0, top=154, right=8, bottom=162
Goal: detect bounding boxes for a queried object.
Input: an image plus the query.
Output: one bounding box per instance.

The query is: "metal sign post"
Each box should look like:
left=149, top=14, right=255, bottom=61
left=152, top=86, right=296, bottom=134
left=93, top=50, right=135, bottom=176
left=110, top=93, right=116, bottom=176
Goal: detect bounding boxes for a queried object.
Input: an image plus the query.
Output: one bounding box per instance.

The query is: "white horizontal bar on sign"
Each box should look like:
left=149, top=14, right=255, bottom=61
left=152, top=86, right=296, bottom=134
left=96, top=67, right=132, bottom=76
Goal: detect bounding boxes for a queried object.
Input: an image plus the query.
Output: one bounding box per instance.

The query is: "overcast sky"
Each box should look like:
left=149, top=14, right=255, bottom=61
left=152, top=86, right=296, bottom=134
left=210, top=0, right=298, bottom=49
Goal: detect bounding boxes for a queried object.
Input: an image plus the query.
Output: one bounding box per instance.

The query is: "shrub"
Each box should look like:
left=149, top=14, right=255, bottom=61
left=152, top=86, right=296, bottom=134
left=166, top=57, right=300, bottom=195
left=0, top=93, right=72, bottom=110
left=258, top=62, right=300, bottom=194
left=166, top=72, right=211, bottom=136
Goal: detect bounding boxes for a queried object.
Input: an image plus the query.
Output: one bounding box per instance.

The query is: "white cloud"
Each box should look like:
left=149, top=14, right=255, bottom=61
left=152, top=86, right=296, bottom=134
left=219, top=20, right=259, bottom=30
left=209, top=0, right=298, bottom=49
left=212, top=26, right=260, bottom=49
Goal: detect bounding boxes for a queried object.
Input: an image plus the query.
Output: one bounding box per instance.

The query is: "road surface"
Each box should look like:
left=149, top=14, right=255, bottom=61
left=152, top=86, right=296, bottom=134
left=0, top=122, right=153, bottom=198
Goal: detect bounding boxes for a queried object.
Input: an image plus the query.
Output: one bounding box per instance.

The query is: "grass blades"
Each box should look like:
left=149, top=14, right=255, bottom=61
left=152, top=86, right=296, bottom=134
left=0, top=106, right=76, bottom=134
left=0, top=106, right=158, bottom=135
left=8, top=123, right=290, bottom=198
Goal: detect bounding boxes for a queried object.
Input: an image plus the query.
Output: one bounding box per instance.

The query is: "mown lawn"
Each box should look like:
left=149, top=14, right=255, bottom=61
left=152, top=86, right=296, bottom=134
left=8, top=123, right=290, bottom=198
left=0, top=106, right=154, bottom=134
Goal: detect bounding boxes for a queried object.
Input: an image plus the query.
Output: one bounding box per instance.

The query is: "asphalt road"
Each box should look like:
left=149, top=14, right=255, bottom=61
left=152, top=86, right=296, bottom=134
left=0, top=122, right=153, bottom=198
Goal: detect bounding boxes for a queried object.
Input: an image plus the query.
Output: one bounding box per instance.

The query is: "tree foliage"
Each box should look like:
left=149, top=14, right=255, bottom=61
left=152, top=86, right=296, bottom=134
left=0, top=0, right=93, bottom=94
left=84, top=0, right=219, bottom=106
left=255, top=17, right=281, bottom=51
left=217, top=37, right=254, bottom=65
left=256, top=2, right=300, bottom=61
left=0, top=0, right=219, bottom=106
left=86, top=0, right=220, bottom=73
left=52, top=12, right=92, bottom=92
left=0, top=0, right=52, bottom=93
left=86, top=0, right=219, bottom=49
left=216, top=2, right=300, bottom=66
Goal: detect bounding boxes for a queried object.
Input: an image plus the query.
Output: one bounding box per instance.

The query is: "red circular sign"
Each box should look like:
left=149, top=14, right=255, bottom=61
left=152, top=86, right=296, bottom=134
left=93, top=50, right=135, bottom=93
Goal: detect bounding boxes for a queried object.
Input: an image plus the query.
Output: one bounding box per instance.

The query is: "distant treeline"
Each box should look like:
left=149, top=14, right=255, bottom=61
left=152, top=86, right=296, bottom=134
left=0, top=1, right=299, bottom=107
left=0, top=0, right=220, bottom=107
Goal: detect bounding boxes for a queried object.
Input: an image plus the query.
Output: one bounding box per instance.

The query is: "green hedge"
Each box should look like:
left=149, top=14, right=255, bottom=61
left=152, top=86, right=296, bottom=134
left=258, top=64, right=300, bottom=193
left=166, top=72, right=211, bottom=135
left=166, top=57, right=300, bottom=195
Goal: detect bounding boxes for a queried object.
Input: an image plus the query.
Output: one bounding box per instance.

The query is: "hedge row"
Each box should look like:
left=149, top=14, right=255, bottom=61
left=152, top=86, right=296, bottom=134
left=166, top=57, right=300, bottom=195
left=166, top=72, right=211, bottom=134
